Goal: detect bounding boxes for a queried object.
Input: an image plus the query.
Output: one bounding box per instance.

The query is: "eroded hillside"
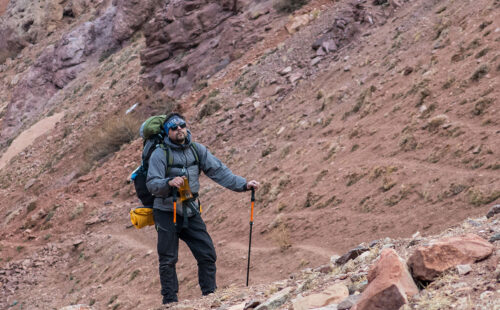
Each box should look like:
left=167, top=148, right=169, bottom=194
left=0, top=0, right=498, bottom=309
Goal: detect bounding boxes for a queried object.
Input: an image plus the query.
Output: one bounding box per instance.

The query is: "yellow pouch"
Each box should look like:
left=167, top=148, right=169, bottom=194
left=130, top=207, right=155, bottom=229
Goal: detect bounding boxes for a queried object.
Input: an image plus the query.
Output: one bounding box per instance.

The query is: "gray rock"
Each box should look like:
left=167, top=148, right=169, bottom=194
left=24, top=178, right=37, bottom=190
left=288, top=73, right=302, bottom=84
left=489, top=233, right=500, bottom=243
left=337, top=294, right=361, bottom=310
left=255, top=287, right=294, bottom=310
left=467, top=219, right=481, bottom=227
left=336, top=246, right=369, bottom=265
left=486, top=204, right=500, bottom=218
left=316, top=47, right=326, bottom=56
left=321, top=40, right=337, bottom=53
left=330, top=255, right=341, bottom=264
left=456, top=264, right=472, bottom=275
left=311, top=305, right=338, bottom=310
left=279, top=66, right=292, bottom=76
left=311, top=57, right=322, bottom=66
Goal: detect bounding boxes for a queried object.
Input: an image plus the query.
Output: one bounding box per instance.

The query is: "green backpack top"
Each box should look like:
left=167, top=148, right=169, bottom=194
left=140, top=115, right=167, bottom=140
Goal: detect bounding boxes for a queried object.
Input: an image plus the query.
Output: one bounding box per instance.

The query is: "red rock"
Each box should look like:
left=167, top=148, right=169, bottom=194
left=408, top=233, right=494, bottom=281
left=352, top=249, right=418, bottom=310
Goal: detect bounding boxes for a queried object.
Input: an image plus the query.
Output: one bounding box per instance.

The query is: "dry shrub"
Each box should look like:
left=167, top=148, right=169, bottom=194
left=83, top=115, right=140, bottom=165
left=411, top=271, right=458, bottom=309
left=198, top=98, right=222, bottom=120
left=346, top=172, right=366, bottom=187
left=472, top=98, right=494, bottom=115
left=273, top=0, right=308, bottom=12
left=427, top=114, right=448, bottom=131
left=272, top=223, right=291, bottom=251
left=467, top=188, right=500, bottom=206
left=470, top=64, right=489, bottom=81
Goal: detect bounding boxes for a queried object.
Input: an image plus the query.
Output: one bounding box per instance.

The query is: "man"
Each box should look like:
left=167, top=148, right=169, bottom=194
left=146, top=112, right=259, bottom=304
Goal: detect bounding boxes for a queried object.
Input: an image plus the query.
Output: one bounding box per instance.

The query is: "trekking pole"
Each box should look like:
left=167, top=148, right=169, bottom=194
left=173, top=190, right=177, bottom=226
left=246, top=188, right=255, bottom=287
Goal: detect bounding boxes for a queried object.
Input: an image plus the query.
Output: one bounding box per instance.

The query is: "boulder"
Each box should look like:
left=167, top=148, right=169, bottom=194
left=292, top=283, right=349, bottom=310
left=408, top=234, right=494, bottom=281
left=352, top=249, right=418, bottom=310
left=255, top=287, right=294, bottom=310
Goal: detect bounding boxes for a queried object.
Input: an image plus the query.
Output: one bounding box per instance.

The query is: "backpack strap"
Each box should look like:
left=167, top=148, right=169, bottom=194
left=159, top=142, right=201, bottom=176
left=190, top=142, right=201, bottom=172
left=158, top=144, right=174, bottom=175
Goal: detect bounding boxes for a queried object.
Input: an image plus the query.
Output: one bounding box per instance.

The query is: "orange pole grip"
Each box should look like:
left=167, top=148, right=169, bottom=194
left=173, top=202, right=177, bottom=223
left=251, top=201, right=254, bottom=222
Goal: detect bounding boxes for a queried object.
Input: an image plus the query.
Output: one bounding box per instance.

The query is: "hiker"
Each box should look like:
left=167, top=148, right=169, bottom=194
left=146, top=112, right=259, bottom=304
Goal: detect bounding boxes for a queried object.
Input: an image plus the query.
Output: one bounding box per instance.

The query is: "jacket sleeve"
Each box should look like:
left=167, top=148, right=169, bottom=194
left=197, top=143, right=247, bottom=192
left=146, top=148, right=173, bottom=197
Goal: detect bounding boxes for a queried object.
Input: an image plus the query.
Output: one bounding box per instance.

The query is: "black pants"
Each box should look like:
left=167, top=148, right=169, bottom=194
left=153, top=209, right=217, bottom=303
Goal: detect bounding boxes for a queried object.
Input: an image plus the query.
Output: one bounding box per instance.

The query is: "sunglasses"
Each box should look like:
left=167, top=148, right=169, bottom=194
left=170, top=123, right=186, bottom=131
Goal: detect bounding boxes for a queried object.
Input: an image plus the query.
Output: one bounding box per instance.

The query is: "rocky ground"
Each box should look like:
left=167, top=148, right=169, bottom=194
left=0, top=0, right=499, bottom=309
left=152, top=205, right=499, bottom=310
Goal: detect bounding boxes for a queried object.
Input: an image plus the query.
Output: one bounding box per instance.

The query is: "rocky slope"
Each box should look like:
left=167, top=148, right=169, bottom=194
left=0, top=0, right=499, bottom=309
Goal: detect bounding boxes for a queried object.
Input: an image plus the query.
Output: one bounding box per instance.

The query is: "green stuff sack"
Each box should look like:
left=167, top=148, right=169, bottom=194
left=130, top=207, right=155, bottom=229
left=140, top=115, right=167, bottom=139
left=132, top=115, right=168, bottom=207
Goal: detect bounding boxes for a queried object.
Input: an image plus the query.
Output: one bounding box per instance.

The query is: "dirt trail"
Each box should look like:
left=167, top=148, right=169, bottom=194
left=0, top=0, right=8, bottom=16
left=227, top=241, right=334, bottom=258
left=108, top=226, right=157, bottom=252
left=0, top=112, right=64, bottom=170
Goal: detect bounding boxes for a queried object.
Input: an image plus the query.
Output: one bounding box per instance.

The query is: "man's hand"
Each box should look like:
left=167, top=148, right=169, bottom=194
left=168, top=176, right=185, bottom=188
left=246, top=180, right=260, bottom=190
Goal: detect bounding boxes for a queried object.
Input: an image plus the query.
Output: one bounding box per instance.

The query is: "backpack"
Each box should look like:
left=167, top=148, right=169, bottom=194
left=130, top=115, right=201, bottom=208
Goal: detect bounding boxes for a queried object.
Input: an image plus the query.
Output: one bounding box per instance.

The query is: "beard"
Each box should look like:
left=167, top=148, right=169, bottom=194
left=171, top=130, right=186, bottom=144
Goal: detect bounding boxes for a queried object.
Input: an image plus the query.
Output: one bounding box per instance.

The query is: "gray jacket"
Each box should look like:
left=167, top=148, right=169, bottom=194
left=146, top=131, right=247, bottom=216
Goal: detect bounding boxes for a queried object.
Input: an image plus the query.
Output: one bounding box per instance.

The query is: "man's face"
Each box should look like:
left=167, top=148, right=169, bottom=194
left=167, top=119, right=187, bottom=144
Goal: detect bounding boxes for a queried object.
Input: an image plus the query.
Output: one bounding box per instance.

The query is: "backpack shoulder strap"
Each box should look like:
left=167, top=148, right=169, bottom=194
left=158, top=142, right=201, bottom=176
left=189, top=142, right=200, bottom=166
left=158, top=143, right=173, bottom=175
